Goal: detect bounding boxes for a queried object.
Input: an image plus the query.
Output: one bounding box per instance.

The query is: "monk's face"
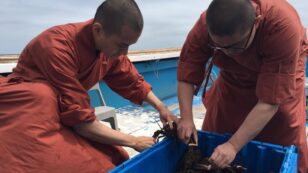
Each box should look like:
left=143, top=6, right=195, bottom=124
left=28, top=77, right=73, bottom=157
left=209, top=23, right=257, bottom=56
left=208, top=14, right=262, bottom=56
left=93, top=23, right=141, bottom=58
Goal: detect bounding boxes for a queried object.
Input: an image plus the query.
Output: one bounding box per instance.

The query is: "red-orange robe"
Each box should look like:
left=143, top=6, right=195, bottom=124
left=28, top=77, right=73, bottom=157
left=177, top=1, right=308, bottom=172
left=0, top=19, right=151, bottom=173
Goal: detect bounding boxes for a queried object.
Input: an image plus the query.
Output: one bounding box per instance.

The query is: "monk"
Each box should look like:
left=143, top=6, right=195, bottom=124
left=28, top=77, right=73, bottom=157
left=0, top=0, right=177, bottom=172
left=176, top=0, right=308, bottom=172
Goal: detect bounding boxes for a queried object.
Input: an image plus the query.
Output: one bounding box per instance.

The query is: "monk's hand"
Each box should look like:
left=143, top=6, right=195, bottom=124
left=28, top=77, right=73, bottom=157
left=132, top=136, right=156, bottom=152
left=177, top=117, right=198, bottom=144
left=209, top=141, right=238, bottom=168
left=157, top=104, right=179, bottom=129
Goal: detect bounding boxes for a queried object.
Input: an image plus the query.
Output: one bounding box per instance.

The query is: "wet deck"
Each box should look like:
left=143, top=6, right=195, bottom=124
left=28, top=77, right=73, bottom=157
left=116, top=93, right=205, bottom=157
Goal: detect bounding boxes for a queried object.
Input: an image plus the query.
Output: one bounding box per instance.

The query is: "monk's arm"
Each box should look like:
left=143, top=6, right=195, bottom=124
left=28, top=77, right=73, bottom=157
left=228, top=100, right=279, bottom=151
left=177, top=81, right=198, bottom=143
left=144, top=90, right=166, bottom=112
left=178, top=81, right=195, bottom=120
left=74, top=120, right=154, bottom=152
left=143, top=90, right=178, bottom=125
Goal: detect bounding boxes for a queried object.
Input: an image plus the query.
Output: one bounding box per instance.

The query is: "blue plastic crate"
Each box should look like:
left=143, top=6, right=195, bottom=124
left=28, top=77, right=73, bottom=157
left=110, top=131, right=298, bottom=173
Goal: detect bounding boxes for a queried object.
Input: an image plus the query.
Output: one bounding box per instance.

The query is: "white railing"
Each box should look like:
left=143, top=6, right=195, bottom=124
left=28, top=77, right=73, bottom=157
left=0, top=48, right=181, bottom=73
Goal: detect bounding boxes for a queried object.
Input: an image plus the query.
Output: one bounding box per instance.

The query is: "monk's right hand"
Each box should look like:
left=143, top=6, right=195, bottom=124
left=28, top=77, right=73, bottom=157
left=132, top=136, right=156, bottom=152
left=177, top=118, right=198, bottom=144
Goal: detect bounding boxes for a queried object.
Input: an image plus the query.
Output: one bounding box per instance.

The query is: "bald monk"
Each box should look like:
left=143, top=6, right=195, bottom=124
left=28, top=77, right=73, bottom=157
left=176, top=0, right=308, bottom=172
left=0, top=0, right=178, bottom=172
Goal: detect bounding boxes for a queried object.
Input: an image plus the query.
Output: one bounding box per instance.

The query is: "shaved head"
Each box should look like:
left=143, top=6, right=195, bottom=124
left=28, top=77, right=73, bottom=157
left=206, top=0, right=255, bottom=36
left=94, top=0, right=143, bottom=35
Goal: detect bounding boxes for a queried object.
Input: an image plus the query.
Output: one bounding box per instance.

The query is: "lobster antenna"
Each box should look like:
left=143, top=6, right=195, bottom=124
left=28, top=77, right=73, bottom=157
left=154, top=118, right=162, bottom=129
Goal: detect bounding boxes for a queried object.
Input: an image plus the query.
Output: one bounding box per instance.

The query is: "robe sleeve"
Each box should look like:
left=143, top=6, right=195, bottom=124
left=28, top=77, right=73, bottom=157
left=33, top=45, right=96, bottom=127
left=177, top=12, right=213, bottom=87
left=103, top=55, right=152, bottom=105
left=256, top=11, right=303, bottom=104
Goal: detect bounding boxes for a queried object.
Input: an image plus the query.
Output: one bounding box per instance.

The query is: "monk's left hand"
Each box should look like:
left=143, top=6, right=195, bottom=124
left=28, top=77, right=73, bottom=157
left=157, top=105, right=179, bottom=129
left=209, top=141, right=237, bottom=168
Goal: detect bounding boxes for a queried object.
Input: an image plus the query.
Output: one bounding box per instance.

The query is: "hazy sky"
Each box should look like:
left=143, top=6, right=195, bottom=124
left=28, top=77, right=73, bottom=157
left=0, top=0, right=307, bottom=54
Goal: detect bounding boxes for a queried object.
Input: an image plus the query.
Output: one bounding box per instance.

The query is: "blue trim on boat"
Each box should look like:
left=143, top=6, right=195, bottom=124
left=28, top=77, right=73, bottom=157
left=99, top=58, right=179, bottom=108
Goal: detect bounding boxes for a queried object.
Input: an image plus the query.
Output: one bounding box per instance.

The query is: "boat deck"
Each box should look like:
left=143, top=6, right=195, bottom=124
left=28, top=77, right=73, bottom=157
left=115, top=92, right=204, bottom=157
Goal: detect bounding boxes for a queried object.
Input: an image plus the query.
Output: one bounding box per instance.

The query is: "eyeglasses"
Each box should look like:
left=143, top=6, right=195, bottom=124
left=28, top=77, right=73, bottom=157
left=208, top=23, right=255, bottom=51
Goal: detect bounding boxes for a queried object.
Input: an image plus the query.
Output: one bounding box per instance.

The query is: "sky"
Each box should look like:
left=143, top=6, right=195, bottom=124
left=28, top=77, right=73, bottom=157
left=0, top=0, right=307, bottom=54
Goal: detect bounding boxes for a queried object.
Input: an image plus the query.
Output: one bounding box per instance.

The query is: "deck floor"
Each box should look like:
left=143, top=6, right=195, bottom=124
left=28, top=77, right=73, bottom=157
left=115, top=94, right=308, bottom=157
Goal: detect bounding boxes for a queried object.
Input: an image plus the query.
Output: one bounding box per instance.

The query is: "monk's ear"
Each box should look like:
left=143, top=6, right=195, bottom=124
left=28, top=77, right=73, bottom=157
left=92, top=22, right=104, bottom=36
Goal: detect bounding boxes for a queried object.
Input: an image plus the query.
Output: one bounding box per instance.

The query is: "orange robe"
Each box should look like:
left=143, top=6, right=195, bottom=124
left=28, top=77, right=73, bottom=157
left=0, top=19, right=151, bottom=173
left=177, top=1, right=308, bottom=172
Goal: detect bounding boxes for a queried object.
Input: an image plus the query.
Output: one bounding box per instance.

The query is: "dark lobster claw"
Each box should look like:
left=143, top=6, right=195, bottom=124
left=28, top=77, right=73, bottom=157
left=152, top=122, right=178, bottom=143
